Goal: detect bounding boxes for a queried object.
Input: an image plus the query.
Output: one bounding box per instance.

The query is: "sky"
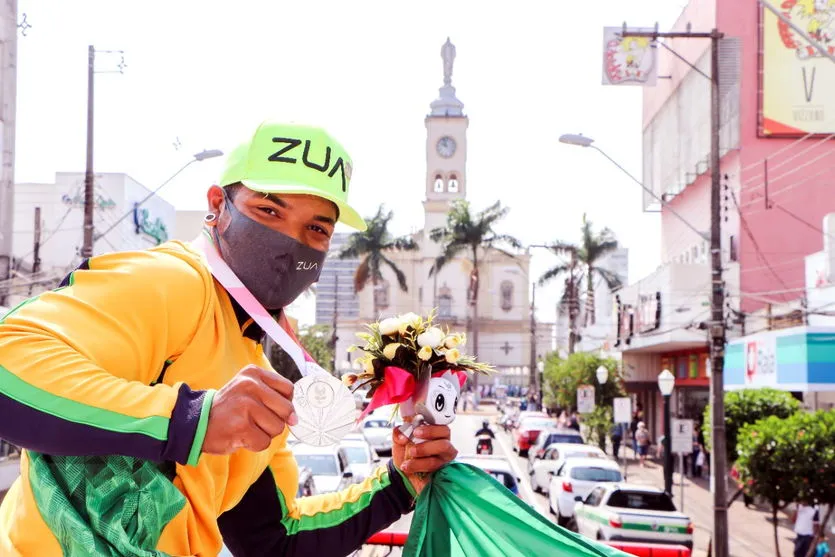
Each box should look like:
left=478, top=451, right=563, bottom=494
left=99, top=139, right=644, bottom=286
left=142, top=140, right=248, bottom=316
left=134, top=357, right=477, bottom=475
left=14, top=0, right=688, bottom=325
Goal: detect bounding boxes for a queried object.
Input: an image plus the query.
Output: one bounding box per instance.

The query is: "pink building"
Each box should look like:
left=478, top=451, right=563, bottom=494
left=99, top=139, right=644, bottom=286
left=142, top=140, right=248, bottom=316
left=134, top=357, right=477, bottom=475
left=617, top=0, right=835, bottom=439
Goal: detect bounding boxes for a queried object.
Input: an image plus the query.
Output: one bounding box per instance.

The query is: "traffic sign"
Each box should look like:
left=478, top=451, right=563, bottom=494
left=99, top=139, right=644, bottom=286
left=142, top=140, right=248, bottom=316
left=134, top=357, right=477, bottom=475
left=613, top=397, right=632, bottom=424
left=577, top=385, right=595, bottom=414
left=671, top=419, right=694, bottom=454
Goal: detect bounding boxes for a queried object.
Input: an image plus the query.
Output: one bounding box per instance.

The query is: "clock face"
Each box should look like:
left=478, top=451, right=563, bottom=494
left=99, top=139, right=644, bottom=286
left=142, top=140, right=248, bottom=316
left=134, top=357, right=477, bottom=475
left=436, top=136, right=457, bottom=158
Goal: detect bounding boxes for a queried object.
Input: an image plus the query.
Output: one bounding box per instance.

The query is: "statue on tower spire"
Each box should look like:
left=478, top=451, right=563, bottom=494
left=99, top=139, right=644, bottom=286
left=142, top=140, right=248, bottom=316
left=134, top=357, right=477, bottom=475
left=429, top=37, right=465, bottom=117
left=442, top=37, right=456, bottom=86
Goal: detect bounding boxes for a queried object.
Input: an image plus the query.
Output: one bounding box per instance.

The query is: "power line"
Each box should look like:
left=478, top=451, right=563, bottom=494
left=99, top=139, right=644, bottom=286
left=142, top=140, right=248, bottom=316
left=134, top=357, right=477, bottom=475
left=770, top=202, right=835, bottom=243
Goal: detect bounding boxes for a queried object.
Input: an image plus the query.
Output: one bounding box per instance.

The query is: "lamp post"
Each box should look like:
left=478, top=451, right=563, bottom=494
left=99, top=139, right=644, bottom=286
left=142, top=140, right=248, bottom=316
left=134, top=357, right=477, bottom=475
left=658, top=369, right=676, bottom=495
left=596, top=365, right=609, bottom=407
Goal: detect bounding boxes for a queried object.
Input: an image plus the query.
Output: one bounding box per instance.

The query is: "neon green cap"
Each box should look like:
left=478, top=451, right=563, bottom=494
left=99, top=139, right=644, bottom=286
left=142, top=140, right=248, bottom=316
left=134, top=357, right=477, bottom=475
left=218, top=120, right=366, bottom=231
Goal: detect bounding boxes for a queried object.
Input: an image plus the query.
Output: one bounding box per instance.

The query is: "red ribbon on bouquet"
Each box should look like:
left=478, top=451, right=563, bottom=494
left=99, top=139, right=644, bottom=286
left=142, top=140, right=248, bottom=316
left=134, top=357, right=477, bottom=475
left=358, top=367, right=468, bottom=421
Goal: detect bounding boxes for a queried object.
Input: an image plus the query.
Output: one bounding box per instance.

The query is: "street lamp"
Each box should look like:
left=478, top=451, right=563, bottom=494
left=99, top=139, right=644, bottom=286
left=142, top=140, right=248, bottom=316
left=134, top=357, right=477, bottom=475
left=94, top=149, right=224, bottom=242
left=596, top=365, right=609, bottom=385
left=658, top=369, right=676, bottom=495
left=558, top=134, right=708, bottom=241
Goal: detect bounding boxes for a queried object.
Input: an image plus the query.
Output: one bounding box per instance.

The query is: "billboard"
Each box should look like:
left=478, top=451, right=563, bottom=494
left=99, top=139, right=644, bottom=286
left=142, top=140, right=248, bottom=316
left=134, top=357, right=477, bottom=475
left=760, top=1, right=835, bottom=136
left=602, top=27, right=658, bottom=86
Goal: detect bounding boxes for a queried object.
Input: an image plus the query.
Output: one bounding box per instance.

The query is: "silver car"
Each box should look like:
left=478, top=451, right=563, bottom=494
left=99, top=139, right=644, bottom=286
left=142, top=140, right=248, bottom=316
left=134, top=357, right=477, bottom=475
left=361, top=417, right=394, bottom=455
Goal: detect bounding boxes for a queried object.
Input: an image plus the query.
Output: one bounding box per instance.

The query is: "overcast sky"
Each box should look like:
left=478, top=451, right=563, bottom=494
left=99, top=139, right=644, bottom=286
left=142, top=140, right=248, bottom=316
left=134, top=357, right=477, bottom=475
left=15, top=0, right=688, bottom=325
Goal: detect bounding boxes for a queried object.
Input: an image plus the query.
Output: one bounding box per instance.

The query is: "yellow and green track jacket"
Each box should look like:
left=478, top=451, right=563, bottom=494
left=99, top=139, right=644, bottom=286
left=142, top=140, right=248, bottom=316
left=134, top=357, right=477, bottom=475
left=0, top=241, right=415, bottom=556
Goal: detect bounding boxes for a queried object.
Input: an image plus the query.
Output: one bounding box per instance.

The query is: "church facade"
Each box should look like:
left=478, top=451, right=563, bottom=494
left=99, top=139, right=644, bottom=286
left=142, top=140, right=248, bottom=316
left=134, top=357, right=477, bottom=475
left=333, top=39, right=553, bottom=386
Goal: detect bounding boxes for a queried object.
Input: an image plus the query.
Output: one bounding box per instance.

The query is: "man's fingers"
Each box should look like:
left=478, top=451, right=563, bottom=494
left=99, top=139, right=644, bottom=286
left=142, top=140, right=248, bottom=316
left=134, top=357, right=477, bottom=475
left=250, top=381, right=297, bottom=425
left=413, top=424, right=451, bottom=441
left=247, top=400, right=288, bottom=439
left=407, top=439, right=455, bottom=460
left=393, top=428, right=410, bottom=446
left=243, top=365, right=295, bottom=399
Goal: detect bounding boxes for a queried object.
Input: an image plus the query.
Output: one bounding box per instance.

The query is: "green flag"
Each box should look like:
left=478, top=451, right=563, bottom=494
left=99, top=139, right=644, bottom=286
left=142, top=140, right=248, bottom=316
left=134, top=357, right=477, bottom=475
left=404, top=463, right=629, bottom=557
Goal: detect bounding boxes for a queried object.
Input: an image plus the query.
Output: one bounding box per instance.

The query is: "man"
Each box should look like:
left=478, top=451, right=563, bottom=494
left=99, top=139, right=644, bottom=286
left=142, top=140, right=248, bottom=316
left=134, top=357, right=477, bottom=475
left=475, top=420, right=495, bottom=440
left=0, top=121, right=457, bottom=556
left=793, top=501, right=821, bottom=557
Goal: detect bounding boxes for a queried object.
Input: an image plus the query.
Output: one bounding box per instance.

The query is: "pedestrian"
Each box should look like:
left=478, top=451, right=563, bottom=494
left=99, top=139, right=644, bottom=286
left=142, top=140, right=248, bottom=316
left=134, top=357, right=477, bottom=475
left=611, top=422, right=624, bottom=459
left=630, top=408, right=644, bottom=456
left=694, top=444, right=706, bottom=478
left=635, top=422, right=650, bottom=467
left=0, top=121, right=458, bottom=556
left=792, top=500, right=821, bottom=557
left=568, top=412, right=581, bottom=432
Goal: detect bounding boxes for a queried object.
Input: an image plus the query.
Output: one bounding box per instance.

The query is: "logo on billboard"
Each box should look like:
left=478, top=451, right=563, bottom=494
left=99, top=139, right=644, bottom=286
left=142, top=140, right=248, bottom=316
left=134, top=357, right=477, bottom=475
left=776, top=0, right=835, bottom=60
left=602, top=27, right=658, bottom=86
left=745, top=339, right=777, bottom=386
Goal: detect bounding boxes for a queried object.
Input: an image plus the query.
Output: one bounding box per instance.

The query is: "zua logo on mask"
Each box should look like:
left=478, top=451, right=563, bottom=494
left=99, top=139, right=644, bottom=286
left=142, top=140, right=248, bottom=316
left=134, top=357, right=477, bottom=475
left=297, top=261, right=319, bottom=271
left=268, top=137, right=350, bottom=193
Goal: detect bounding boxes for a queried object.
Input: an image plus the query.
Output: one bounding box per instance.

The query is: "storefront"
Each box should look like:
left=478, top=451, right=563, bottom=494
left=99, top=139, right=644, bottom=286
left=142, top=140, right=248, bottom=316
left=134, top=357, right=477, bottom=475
left=725, top=326, right=835, bottom=406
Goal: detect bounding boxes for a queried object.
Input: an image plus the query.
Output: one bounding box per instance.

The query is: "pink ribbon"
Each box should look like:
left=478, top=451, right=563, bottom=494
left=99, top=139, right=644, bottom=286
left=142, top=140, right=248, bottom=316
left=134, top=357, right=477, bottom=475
left=357, top=367, right=469, bottom=421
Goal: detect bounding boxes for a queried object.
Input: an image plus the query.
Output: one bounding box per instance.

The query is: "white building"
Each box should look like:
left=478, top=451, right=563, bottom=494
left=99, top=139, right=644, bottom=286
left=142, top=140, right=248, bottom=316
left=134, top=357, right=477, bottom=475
left=315, top=232, right=359, bottom=326
left=7, top=172, right=175, bottom=305
left=573, top=247, right=629, bottom=356
left=0, top=0, right=19, bottom=308
left=333, top=39, right=553, bottom=387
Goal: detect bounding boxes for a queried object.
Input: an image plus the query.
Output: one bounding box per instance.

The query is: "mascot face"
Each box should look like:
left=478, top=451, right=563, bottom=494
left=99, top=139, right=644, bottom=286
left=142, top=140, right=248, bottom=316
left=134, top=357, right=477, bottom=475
left=420, top=375, right=460, bottom=425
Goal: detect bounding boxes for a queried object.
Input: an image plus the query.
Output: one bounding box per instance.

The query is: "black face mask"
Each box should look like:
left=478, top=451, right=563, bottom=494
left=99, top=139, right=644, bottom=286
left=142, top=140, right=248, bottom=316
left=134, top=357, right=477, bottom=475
left=214, top=191, right=327, bottom=310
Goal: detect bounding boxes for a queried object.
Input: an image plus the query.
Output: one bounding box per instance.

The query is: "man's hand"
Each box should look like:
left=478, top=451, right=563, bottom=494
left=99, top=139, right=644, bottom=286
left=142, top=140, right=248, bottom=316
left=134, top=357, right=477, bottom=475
left=203, top=365, right=297, bottom=455
left=392, top=425, right=457, bottom=496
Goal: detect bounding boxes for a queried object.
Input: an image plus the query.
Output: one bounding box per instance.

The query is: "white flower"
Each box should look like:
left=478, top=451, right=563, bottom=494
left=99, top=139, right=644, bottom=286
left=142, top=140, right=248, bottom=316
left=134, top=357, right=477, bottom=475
left=397, top=312, right=422, bottom=334
left=417, top=327, right=445, bottom=348
left=418, top=345, right=433, bottom=361
left=444, top=334, right=465, bottom=349
left=444, top=348, right=461, bottom=364
left=379, top=317, right=401, bottom=336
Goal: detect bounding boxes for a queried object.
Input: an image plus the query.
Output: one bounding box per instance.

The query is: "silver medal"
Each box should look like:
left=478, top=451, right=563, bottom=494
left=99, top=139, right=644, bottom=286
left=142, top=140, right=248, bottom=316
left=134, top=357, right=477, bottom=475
left=289, top=365, right=358, bottom=446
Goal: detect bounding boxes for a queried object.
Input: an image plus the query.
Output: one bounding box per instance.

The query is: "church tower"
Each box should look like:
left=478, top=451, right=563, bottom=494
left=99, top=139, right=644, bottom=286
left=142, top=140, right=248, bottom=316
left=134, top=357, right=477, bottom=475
left=423, top=38, right=468, bottom=235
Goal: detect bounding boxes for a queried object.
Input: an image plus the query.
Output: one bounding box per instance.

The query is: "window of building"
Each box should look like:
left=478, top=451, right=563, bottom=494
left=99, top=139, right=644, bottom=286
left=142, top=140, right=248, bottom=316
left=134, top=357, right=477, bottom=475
left=374, top=281, right=390, bottom=310
left=438, top=285, right=453, bottom=318
left=448, top=174, right=459, bottom=193
left=500, top=280, right=513, bottom=312
left=434, top=174, right=444, bottom=192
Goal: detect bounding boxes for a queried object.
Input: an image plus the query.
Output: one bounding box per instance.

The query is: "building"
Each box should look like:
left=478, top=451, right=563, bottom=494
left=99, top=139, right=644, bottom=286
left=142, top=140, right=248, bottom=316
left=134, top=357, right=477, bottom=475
left=333, top=39, right=553, bottom=386
left=0, top=0, right=19, bottom=308
left=315, top=232, right=359, bottom=327
left=614, top=0, right=835, bottom=438
left=573, top=247, right=630, bottom=356
left=6, top=172, right=176, bottom=305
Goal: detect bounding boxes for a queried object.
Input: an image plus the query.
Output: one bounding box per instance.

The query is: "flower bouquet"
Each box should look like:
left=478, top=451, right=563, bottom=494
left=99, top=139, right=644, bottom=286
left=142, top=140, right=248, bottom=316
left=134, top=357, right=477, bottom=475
left=345, top=310, right=492, bottom=439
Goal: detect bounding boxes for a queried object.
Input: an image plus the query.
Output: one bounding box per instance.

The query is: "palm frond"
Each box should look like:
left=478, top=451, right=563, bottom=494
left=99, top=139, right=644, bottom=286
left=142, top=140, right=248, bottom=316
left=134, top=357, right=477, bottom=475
left=537, top=264, right=573, bottom=286
left=593, top=267, right=623, bottom=291
left=382, top=255, right=409, bottom=292
left=354, top=257, right=370, bottom=293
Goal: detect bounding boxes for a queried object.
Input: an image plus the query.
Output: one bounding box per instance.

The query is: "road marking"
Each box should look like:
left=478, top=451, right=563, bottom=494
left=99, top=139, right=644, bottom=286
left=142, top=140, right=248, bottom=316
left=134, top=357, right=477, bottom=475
left=495, top=430, right=548, bottom=516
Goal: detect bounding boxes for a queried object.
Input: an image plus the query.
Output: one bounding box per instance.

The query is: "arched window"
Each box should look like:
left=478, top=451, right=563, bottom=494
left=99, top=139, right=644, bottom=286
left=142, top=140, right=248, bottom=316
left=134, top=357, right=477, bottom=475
left=500, top=281, right=514, bottom=312
left=374, top=280, right=390, bottom=310
left=438, top=284, right=453, bottom=318
left=434, top=174, right=444, bottom=192
left=448, top=174, right=459, bottom=192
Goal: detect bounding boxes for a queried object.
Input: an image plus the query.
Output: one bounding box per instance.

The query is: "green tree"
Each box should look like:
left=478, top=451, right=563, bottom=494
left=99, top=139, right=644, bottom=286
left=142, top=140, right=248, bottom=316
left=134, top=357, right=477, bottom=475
left=542, top=352, right=625, bottom=412
left=428, top=199, right=520, bottom=388
left=538, top=214, right=621, bottom=354
left=736, top=411, right=835, bottom=557
left=702, top=388, right=801, bottom=464
left=340, top=205, right=418, bottom=318
left=297, top=324, right=334, bottom=372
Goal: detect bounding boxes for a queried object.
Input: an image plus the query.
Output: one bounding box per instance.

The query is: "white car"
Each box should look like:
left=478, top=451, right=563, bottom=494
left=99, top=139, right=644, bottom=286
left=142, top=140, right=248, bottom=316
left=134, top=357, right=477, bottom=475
left=548, top=458, right=623, bottom=527
left=291, top=444, right=358, bottom=494
left=457, top=455, right=521, bottom=497
left=529, top=444, right=607, bottom=495
left=361, top=417, right=395, bottom=454
left=574, top=483, right=693, bottom=550
left=339, top=433, right=380, bottom=482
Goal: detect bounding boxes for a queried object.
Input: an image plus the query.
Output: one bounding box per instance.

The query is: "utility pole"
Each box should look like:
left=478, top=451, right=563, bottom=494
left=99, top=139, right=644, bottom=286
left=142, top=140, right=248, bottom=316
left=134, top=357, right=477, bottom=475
left=330, top=273, right=339, bottom=373
left=29, top=207, right=41, bottom=296
left=0, top=1, right=20, bottom=307
left=529, top=281, right=538, bottom=399
left=621, top=26, right=728, bottom=557
left=81, top=45, right=95, bottom=259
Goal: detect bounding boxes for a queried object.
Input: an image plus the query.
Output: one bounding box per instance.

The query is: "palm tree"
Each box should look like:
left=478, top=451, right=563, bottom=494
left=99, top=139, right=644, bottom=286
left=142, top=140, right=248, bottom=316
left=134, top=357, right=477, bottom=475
left=429, top=200, right=521, bottom=387
left=539, top=214, right=621, bottom=354
left=339, top=205, right=418, bottom=318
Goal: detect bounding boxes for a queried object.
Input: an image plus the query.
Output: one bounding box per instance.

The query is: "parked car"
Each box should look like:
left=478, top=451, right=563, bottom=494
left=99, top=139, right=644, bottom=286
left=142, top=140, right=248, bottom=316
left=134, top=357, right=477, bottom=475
left=529, top=444, right=607, bottom=494
left=361, top=417, right=394, bottom=455
left=513, top=416, right=557, bottom=456
left=457, top=455, right=521, bottom=497
left=339, top=433, right=380, bottom=482
left=297, top=466, right=318, bottom=497
left=574, top=483, right=693, bottom=549
left=527, top=428, right=586, bottom=466
left=548, top=458, right=623, bottom=527
left=353, top=388, right=370, bottom=410
left=291, top=444, right=357, bottom=494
